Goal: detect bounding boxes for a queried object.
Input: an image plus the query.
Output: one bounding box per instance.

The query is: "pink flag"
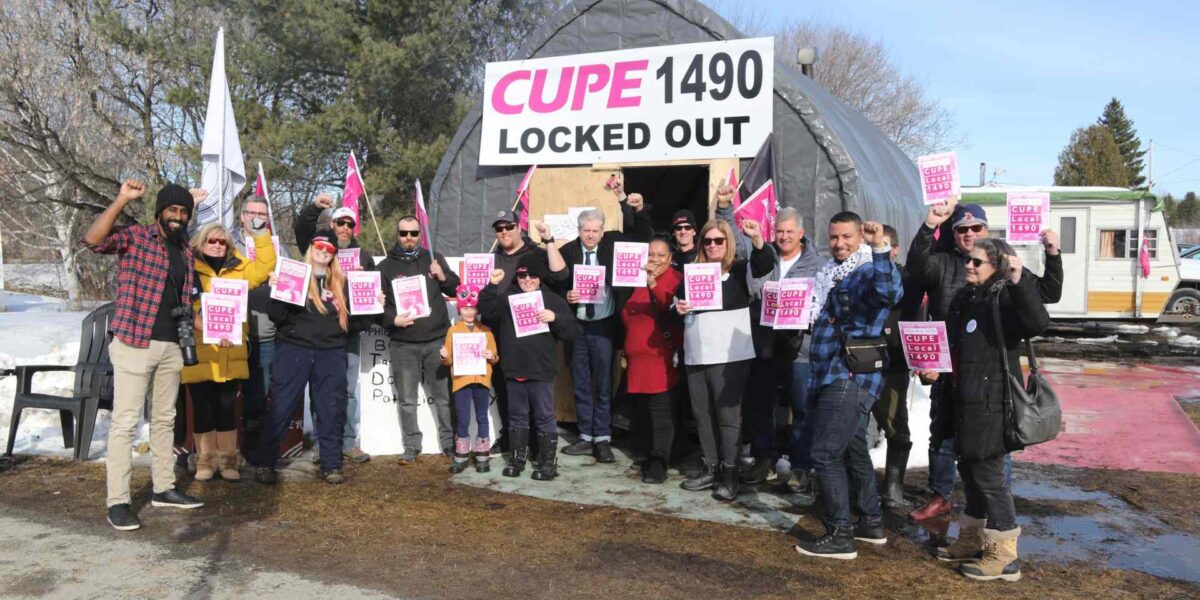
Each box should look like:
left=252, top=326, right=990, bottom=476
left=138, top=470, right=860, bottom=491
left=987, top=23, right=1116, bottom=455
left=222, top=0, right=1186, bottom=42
left=343, top=152, right=364, bottom=235
left=734, top=179, right=778, bottom=243
left=1139, top=238, right=1151, bottom=278
left=516, top=165, right=537, bottom=232
left=414, top=179, right=431, bottom=251
left=253, top=167, right=267, bottom=198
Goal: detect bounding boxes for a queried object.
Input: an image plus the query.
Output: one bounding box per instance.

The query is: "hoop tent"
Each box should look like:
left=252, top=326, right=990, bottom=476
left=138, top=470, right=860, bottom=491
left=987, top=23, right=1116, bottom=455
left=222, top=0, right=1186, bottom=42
left=429, top=0, right=923, bottom=255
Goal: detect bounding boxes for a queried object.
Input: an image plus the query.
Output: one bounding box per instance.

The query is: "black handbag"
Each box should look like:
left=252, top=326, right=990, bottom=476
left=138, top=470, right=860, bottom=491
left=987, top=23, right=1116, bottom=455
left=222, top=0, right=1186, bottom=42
left=831, top=316, right=888, bottom=374
left=991, top=294, right=1062, bottom=451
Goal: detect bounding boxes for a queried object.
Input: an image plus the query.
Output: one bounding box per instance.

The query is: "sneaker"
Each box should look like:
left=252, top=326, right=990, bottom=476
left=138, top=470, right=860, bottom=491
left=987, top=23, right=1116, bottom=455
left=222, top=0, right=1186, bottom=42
left=321, top=469, right=346, bottom=485
left=107, top=503, right=140, bottom=531
left=561, top=440, right=593, bottom=456
left=909, top=494, right=952, bottom=521
left=680, top=462, right=715, bottom=491
left=593, top=441, right=615, bottom=463
left=795, top=526, right=857, bottom=560
left=853, top=520, right=888, bottom=545
left=396, top=451, right=420, bottom=465
left=779, top=469, right=814, bottom=497
left=254, top=467, right=278, bottom=485
left=343, top=447, right=371, bottom=463
left=150, top=488, right=204, bottom=509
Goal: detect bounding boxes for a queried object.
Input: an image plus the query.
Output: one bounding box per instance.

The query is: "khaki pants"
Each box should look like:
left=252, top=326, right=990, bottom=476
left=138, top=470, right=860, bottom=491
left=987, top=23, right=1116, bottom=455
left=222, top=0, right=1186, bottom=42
left=106, top=337, right=182, bottom=506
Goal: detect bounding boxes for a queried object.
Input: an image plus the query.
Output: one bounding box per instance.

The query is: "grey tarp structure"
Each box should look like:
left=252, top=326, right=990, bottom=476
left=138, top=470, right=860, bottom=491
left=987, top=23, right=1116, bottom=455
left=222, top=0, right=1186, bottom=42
left=429, top=0, right=924, bottom=256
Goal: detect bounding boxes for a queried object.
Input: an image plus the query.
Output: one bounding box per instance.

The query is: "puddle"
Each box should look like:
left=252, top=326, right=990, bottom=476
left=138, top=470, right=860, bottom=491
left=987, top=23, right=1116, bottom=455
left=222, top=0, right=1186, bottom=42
left=903, top=479, right=1200, bottom=583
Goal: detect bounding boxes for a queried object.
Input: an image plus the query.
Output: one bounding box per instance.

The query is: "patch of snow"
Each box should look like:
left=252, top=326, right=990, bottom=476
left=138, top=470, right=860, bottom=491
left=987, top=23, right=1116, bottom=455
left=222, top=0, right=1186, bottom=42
left=1153, top=326, right=1181, bottom=338
left=1169, top=335, right=1200, bottom=348
left=2, top=263, right=66, bottom=290
left=1077, top=335, right=1119, bottom=345
left=869, top=376, right=932, bottom=470
left=1113, top=324, right=1150, bottom=334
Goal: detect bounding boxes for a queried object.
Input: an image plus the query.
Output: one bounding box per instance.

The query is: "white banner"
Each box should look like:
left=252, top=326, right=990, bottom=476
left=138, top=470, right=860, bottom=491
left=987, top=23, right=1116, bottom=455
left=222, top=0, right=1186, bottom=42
left=481, top=37, right=774, bottom=165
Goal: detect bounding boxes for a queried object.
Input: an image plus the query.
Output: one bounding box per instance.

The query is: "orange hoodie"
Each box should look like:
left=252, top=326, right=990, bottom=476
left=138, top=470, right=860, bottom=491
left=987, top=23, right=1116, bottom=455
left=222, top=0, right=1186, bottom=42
left=440, top=319, right=499, bottom=392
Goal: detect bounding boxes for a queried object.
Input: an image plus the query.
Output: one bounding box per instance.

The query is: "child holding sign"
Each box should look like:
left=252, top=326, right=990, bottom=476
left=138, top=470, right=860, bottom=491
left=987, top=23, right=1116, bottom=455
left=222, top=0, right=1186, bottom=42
left=440, top=285, right=500, bottom=474
left=478, top=253, right=580, bottom=482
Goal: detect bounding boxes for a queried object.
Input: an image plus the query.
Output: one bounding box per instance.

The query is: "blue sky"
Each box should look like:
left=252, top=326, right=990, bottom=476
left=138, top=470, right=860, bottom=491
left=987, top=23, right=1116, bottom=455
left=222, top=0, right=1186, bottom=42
left=718, top=0, right=1199, bottom=196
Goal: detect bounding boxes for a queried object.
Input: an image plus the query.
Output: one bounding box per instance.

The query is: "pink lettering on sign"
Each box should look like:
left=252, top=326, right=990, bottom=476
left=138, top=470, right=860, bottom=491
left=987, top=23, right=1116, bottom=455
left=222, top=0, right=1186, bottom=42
left=683, top=262, right=722, bottom=311
left=573, top=265, right=607, bottom=304
left=898, top=321, right=952, bottom=372
left=509, top=291, right=550, bottom=337
left=490, top=61, right=648, bottom=116
left=1006, top=192, right=1050, bottom=245
left=773, top=278, right=814, bottom=330
left=611, top=242, right=649, bottom=287
left=917, top=152, right=960, bottom=205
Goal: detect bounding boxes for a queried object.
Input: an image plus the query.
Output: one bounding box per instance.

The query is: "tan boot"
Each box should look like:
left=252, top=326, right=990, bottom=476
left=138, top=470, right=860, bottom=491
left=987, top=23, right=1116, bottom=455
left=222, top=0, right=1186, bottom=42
left=936, top=514, right=986, bottom=562
left=194, top=432, right=217, bottom=481
left=960, top=527, right=1021, bottom=582
left=215, top=430, right=241, bottom=481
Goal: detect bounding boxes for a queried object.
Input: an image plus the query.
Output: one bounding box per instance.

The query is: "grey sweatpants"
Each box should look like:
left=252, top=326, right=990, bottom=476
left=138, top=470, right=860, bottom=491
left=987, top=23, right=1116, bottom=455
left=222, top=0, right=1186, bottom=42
left=685, top=359, right=751, bottom=466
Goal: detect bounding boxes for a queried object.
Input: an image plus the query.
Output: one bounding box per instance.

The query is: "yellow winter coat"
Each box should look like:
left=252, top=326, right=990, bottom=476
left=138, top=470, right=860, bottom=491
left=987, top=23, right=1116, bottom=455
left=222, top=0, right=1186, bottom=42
left=181, top=234, right=276, bottom=384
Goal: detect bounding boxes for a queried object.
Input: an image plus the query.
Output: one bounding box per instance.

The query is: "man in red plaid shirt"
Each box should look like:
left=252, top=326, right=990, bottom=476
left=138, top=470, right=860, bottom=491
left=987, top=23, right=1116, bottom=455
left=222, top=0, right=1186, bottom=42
left=84, top=179, right=206, bottom=531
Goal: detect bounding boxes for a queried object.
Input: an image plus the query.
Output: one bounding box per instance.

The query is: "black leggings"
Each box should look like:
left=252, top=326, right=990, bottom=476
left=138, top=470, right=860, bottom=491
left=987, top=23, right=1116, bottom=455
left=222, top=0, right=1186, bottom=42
left=631, top=389, right=677, bottom=461
left=188, top=381, right=239, bottom=433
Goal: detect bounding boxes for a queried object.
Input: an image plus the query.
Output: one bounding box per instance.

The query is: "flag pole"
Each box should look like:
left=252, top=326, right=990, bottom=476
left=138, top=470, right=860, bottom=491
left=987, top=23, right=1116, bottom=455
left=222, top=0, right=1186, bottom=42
left=258, top=161, right=277, bottom=232
left=351, top=152, right=387, bottom=252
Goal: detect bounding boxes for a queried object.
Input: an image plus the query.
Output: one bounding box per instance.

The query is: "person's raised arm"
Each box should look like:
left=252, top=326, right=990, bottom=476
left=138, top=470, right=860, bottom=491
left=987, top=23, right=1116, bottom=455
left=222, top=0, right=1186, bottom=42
left=294, top=193, right=332, bottom=254
left=84, top=179, right=145, bottom=248
left=864, top=221, right=903, bottom=308
left=714, top=182, right=750, bottom=260
left=906, top=196, right=958, bottom=288
left=537, top=221, right=569, bottom=280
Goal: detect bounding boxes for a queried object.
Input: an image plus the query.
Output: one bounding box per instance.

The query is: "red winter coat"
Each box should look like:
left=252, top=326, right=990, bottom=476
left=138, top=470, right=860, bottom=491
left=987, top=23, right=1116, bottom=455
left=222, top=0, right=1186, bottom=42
left=620, top=268, right=683, bottom=394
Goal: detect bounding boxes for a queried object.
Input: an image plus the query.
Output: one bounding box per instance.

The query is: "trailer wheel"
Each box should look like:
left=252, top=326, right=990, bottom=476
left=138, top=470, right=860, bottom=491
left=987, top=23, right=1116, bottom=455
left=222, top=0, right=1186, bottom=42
left=1165, top=289, right=1200, bottom=315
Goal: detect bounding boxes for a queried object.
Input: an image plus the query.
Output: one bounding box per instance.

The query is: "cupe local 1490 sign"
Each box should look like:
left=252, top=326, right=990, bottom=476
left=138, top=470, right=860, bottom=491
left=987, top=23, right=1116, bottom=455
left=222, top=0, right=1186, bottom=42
left=480, top=37, right=774, bottom=166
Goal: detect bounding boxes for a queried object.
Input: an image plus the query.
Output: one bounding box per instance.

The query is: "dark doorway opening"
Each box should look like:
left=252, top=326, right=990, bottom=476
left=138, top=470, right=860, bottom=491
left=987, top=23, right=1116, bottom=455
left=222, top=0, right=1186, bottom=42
left=620, top=165, right=710, bottom=235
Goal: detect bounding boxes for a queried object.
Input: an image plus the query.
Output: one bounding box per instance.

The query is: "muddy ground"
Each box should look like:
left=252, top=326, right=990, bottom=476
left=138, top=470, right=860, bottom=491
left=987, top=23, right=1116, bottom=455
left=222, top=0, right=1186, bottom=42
left=0, top=456, right=1195, bottom=600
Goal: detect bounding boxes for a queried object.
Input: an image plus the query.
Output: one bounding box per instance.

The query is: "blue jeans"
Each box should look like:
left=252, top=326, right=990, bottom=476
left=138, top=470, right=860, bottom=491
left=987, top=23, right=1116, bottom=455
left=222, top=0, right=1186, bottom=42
left=569, top=319, right=614, bottom=442
left=251, top=341, right=347, bottom=473
left=746, top=359, right=813, bottom=469
left=929, top=382, right=1015, bottom=498
left=786, top=362, right=814, bottom=472
left=454, top=384, right=492, bottom=439
left=506, top=379, right=556, bottom=435
left=810, top=378, right=881, bottom=529
left=244, top=338, right=276, bottom=423
left=343, top=333, right=361, bottom=449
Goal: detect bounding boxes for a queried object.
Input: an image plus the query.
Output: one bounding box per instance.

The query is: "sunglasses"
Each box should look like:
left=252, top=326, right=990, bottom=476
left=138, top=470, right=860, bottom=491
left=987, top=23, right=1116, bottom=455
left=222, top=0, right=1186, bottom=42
left=964, top=257, right=991, bottom=268
left=333, top=219, right=355, bottom=228
left=702, top=237, right=726, bottom=246
left=515, top=272, right=538, bottom=280
left=397, top=230, right=420, bottom=238
left=955, top=224, right=985, bottom=234
left=673, top=224, right=694, bottom=232
left=205, top=238, right=227, bottom=247
left=494, top=223, right=517, bottom=232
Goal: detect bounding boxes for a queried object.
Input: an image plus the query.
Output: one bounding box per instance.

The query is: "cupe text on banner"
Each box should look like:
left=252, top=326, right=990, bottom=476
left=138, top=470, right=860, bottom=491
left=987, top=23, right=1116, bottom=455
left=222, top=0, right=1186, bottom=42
left=899, top=321, right=953, bottom=372
left=480, top=38, right=774, bottom=165
left=509, top=291, right=550, bottom=338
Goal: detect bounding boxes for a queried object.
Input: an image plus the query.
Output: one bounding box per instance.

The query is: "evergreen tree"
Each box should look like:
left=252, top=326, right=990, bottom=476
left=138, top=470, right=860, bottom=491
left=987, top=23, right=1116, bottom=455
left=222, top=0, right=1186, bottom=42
left=1097, top=98, right=1147, bottom=188
left=1176, top=192, right=1200, bottom=227
left=1053, top=125, right=1128, bottom=187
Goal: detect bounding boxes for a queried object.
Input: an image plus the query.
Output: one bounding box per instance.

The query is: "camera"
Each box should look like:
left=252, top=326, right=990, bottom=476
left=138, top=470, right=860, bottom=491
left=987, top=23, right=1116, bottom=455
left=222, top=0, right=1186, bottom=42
left=171, top=306, right=198, bottom=366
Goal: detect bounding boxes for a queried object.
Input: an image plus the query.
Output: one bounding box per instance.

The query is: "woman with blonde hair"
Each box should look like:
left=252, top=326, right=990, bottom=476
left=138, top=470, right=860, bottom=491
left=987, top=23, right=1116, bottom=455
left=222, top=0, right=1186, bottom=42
left=247, top=230, right=380, bottom=485
left=674, top=217, right=773, bottom=500
left=183, top=223, right=275, bottom=481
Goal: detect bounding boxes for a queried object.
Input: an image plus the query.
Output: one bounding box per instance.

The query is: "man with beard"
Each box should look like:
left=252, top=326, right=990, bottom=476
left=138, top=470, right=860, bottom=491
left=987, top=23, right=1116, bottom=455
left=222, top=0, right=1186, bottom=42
left=84, top=180, right=206, bottom=531
left=379, top=216, right=461, bottom=463
left=295, top=193, right=375, bottom=463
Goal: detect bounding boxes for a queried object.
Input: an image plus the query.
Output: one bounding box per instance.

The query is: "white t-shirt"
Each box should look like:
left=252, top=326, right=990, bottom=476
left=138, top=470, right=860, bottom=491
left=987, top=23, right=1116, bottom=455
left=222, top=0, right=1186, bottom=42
left=779, top=252, right=802, bottom=278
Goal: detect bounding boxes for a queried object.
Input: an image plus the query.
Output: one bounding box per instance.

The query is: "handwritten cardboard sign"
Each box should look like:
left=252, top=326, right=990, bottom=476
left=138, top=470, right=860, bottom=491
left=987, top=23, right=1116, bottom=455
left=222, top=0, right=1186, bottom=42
left=918, top=151, right=960, bottom=205
left=611, top=241, right=649, bottom=287
left=573, top=265, right=607, bottom=304
left=683, top=262, right=722, bottom=311
left=899, top=321, right=952, bottom=372
left=508, top=291, right=549, bottom=337
left=1006, top=192, right=1050, bottom=245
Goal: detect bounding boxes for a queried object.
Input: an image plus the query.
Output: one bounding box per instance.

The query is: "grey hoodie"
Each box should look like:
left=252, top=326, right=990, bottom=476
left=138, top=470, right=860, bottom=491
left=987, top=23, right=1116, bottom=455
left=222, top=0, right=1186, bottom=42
left=746, top=236, right=824, bottom=362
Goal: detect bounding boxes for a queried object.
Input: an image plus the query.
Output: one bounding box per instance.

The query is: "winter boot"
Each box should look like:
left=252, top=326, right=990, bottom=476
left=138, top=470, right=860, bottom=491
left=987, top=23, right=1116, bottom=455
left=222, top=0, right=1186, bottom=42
left=474, top=438, right=491, bottom=473
left=502, top=428, right=529, bottom=478
left=881, top=441, right=912, bottom=508
left=193, top=432, right=217, bottom=481
left=641, top=456, right=667, bottom=484
left=215, top=430, right=241, bottom=481
left=960, top=527, right=1022, bottom=582
left=795, top=526, right=857, bottom=560
left=936, top=514, right=986, bottom=562
left=712, top=462, right=740, bottom=501
left=910, top=493, right=952, bottom=521
left=739, top=455, right=771, bottom=485
left=681, top=460, right=716, bottom=491
left=449, top=438, right=471, bottom=474
left=531, top=432, right=558, bottom=481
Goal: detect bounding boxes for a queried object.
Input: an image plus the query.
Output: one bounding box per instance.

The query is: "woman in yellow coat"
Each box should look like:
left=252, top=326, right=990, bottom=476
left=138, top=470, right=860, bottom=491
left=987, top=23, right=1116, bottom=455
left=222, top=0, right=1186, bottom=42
left=182, top=223, right=275, bottom=481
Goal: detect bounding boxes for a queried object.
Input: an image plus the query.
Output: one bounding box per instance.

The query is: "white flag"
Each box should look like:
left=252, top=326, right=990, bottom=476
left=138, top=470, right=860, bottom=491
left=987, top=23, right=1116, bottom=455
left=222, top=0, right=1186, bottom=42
left=196, top=27, right=245, bottom=231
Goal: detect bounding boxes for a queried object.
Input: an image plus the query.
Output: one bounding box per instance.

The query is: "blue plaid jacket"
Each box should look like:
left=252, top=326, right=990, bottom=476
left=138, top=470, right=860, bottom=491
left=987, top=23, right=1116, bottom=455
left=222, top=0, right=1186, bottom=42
left=808, top=251, right=903, bottom=404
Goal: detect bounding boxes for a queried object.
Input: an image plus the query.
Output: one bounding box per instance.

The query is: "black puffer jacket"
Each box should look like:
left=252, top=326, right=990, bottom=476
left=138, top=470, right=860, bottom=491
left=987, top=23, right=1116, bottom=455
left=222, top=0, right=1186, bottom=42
left=907, top=223, right=1063, bottom=319
left=940, top=275, right=1049, bottom=461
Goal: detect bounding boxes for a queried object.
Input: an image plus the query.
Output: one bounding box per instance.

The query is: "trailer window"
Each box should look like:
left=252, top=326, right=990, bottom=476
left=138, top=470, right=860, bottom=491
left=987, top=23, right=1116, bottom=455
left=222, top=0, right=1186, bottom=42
left=1060, top=217, right=1076, bottom=254
left=1099, top=229, right=1157, bottom=259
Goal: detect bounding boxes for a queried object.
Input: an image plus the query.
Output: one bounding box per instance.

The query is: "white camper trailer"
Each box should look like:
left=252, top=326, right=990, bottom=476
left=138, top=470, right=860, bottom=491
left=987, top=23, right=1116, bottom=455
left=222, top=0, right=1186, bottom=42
left=960, top=185, right=1185, bottom=320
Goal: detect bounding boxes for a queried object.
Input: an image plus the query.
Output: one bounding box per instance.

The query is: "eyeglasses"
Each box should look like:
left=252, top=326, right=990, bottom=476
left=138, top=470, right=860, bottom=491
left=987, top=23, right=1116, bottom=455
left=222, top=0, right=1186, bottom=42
left=955, top=224, right=985, bottom=234
left=702, top=237, right=726, bottom=246
left=242, top=210, right=268, bottom=218
left=494, top=223, right=517, bottom=233
left=205, top=238, right=228, bottom=247
left=333, top=219, right=355, bottom=228
left=673, top=224, right=694, bottom=232
left=964, top=257, right=990, bottom=268
left=515, top=272, right=538, bottom=280
left=397, top=230, right=420, bottom=238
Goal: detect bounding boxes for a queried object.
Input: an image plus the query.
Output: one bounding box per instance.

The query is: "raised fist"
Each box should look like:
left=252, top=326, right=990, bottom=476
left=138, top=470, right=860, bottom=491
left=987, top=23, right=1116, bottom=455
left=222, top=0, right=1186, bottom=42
left=489, top=269, right=505, bottom=286
left=314, top=193, right=334, bottom=209
left=116, top=179, right=146, bottom=203
left=715, top=182, right=735, bottom=206
left=863, top=221, right=886, bottom=249
left=626, top=192, right=644, bottom=212
left=924, top=195, right=959, bottom=228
